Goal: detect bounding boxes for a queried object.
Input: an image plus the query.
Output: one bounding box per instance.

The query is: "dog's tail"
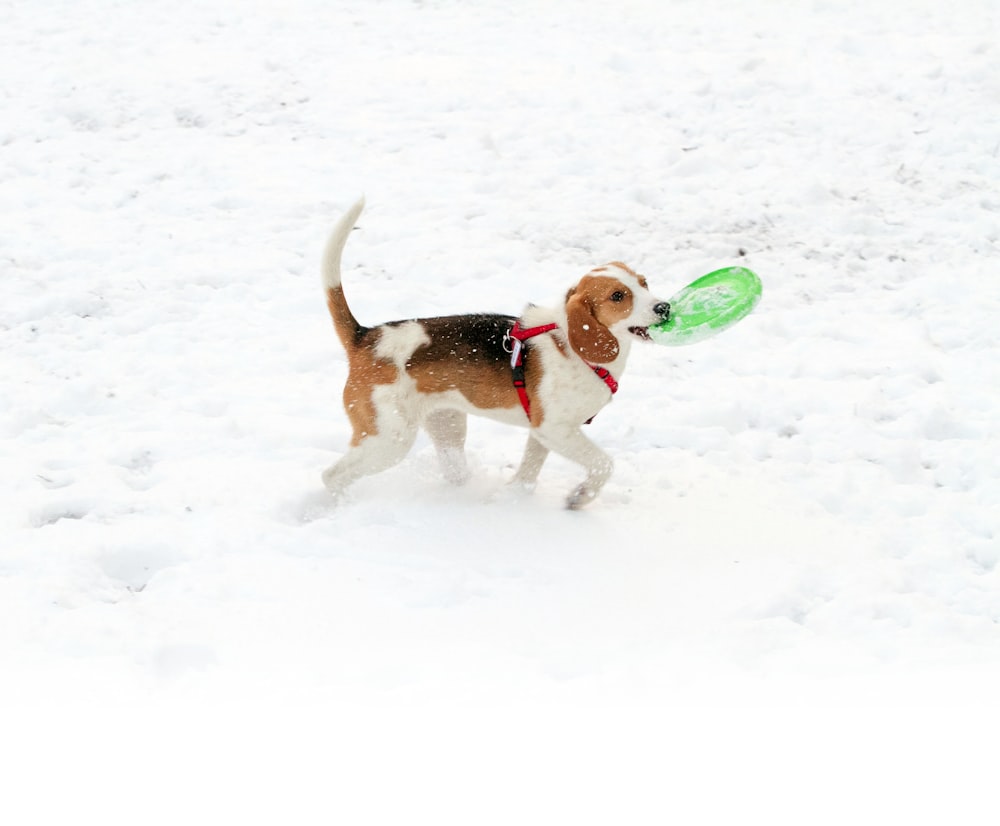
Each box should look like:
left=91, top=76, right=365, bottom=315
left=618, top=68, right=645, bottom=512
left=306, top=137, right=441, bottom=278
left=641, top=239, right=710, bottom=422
left=322, top=196, right=366, bottom=348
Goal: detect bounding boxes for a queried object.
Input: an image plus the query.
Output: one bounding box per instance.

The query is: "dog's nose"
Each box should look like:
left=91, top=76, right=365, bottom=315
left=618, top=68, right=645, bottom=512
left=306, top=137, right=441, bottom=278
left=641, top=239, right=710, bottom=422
left=654, top=301, right=671, bottom=320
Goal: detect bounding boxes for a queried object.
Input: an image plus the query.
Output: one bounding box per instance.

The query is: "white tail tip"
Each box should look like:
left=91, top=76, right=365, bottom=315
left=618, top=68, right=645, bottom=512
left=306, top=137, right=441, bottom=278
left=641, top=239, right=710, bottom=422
left=321, top=196, right=366, bottom=290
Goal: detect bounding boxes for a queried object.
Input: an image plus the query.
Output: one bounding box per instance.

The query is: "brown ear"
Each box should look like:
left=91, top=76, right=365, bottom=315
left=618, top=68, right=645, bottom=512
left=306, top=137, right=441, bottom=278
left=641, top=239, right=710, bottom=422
left=566, top=292, right=619, bottom=364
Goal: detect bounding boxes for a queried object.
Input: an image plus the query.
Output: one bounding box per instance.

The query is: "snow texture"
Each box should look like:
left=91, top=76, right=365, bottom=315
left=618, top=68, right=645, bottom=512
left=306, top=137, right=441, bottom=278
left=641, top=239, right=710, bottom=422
left=2, top=0, right=1000, bottom=816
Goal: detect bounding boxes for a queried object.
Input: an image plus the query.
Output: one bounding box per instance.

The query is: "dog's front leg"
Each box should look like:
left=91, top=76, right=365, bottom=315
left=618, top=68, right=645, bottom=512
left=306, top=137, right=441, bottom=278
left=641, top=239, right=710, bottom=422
left=510, top=434, right=550, bottom=490
left=532, top=425, right=613, bottom=510
left=424, top=409, right=471, bottom=485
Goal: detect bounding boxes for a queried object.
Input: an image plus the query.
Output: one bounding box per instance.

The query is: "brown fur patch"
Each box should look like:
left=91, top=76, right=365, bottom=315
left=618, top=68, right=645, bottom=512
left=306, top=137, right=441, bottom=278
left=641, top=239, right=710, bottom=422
left=408, top=360, right=518, bottom=410
left=342, top=329, right=398, bottom=445
left=326, top=286, right=366, bottom=349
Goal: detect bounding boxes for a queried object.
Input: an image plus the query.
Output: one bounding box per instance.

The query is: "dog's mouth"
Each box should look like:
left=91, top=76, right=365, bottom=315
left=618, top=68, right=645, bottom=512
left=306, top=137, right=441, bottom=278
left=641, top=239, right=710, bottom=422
left=630, top=302, right=671, bottom=341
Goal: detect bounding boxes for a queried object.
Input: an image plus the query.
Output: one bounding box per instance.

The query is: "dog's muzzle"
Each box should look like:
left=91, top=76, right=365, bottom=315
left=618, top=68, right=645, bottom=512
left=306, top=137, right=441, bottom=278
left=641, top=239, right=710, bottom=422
left=629, top=302, right=670, bottom=341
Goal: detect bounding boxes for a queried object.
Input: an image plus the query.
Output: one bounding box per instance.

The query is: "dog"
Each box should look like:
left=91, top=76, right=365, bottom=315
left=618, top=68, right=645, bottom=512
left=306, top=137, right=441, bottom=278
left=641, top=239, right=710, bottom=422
left=319, top=199, right=670, bottom=509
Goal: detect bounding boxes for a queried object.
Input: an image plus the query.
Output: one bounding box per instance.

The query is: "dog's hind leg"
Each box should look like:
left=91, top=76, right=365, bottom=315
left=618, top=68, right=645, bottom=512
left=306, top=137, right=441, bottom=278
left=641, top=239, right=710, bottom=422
left=424, top=409, right=470, bottom=485
left=322, top=409, right=418, bottom=499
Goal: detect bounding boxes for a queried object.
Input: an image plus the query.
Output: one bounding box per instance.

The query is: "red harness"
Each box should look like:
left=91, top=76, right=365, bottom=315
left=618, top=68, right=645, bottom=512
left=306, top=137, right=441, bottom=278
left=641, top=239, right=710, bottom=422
left=506, top=320, right=619, bottom=421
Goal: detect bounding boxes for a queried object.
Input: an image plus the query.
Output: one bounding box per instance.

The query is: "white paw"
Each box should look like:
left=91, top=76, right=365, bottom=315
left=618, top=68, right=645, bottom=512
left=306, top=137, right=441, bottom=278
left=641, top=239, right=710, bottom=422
left=507, top=474, right=538, bottom=492
left=438, top=448, right=471, bottom=485
left=566, top=484, right=597, bottom=510
left=442, top=466, right=471, bottom=486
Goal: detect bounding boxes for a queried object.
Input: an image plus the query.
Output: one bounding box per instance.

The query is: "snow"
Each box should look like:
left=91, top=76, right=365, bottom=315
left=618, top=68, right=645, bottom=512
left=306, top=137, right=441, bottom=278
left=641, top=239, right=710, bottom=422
left=2, top=0, right=1000, bottom=817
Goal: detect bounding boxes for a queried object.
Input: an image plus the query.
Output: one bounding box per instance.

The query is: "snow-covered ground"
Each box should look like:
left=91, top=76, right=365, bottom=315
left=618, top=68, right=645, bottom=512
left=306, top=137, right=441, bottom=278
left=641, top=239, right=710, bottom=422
left=2, top=0, right=1000, bottom=814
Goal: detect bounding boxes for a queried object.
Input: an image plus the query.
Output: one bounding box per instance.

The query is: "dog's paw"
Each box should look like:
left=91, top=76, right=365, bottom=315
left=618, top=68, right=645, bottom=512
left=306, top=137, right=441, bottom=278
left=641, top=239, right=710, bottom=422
left=565, top=484, right=597, bottom=510
left=441, top=465, right=471, bottom=486
left=436, top=447, right=471, bottom=486
left=507, top=474, right=538, bottom=493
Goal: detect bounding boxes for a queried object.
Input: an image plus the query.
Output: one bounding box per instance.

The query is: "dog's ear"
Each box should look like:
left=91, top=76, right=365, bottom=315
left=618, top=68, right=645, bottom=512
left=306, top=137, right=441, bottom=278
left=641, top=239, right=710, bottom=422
left=566, top=291, right=619, bottom=364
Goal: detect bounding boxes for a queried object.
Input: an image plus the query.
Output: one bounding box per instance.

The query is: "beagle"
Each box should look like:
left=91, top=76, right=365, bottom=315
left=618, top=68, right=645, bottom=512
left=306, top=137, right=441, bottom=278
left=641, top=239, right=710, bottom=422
left=319, top=199, right=670, bottom=509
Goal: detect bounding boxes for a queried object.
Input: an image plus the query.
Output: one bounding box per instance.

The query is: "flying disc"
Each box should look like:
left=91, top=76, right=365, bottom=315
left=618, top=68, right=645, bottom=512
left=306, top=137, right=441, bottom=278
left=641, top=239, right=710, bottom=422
left=649, top=266, right=762, bottom=346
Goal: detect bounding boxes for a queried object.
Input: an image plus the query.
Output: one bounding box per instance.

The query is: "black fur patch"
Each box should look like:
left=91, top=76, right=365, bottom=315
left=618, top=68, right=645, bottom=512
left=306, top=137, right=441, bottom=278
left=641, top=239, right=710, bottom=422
left=390, top=314, right=517, bottom=368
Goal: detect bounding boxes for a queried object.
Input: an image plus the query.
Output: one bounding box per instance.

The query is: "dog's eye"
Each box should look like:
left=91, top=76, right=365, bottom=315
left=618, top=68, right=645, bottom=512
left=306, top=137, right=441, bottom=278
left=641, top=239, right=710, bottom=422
left=610, top=290, right=626, bottom=302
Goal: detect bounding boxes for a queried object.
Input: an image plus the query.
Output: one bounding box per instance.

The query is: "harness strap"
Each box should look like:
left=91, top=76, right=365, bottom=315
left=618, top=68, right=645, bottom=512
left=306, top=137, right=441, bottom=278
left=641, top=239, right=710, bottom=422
left=509, top=320, right=559, bottom=344
left=508, top=322, right=555, bottom=419
left=506, top=321, right=618, bottom=421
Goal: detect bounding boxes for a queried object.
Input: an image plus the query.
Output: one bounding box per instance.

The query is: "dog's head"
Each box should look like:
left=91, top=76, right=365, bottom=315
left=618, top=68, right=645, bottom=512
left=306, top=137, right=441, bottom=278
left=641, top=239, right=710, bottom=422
left=564, top=263, right=670, bottom=364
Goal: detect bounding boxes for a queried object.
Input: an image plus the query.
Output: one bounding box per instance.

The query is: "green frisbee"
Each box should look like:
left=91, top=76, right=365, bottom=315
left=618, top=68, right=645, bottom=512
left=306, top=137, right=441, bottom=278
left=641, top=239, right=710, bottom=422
left=649, top=266, right=762, bottom=346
